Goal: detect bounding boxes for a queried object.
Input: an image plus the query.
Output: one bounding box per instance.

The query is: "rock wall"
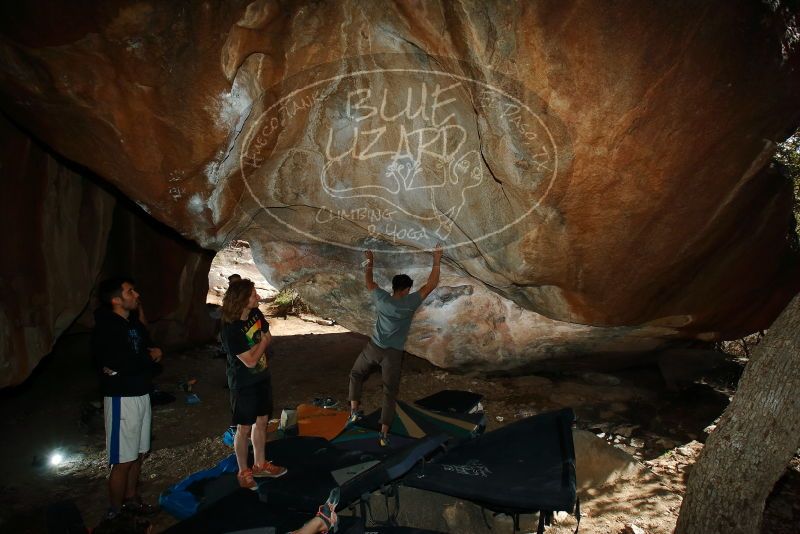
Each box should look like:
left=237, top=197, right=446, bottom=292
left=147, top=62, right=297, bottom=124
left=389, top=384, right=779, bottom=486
left=0, top=115, right=215, bottom=387
left=98, top=196, right=217, bottom=351
left=0, top=114, right=115, bottom=387
left=0, top=1, right=798, bottom=373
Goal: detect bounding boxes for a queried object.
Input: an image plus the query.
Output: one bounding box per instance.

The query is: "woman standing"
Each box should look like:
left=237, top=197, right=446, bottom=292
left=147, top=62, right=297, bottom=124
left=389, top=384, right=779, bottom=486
left=221, top=279, right=287, bottom=489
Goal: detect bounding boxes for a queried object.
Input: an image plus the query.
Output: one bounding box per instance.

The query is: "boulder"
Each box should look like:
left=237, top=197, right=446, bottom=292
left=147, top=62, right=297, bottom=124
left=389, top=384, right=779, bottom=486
left=573, top=429, right=646, bottom=490
left=0, top=1, right=798, bottom=373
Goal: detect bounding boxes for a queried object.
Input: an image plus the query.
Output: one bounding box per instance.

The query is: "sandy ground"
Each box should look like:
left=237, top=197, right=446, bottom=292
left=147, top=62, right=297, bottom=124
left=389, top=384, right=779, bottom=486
left=0, top=311, right=797, bottom=533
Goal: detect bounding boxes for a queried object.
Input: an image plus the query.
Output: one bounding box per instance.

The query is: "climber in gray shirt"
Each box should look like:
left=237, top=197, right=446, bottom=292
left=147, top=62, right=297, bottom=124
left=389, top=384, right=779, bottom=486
left=347, top=244, right=442, bottom=447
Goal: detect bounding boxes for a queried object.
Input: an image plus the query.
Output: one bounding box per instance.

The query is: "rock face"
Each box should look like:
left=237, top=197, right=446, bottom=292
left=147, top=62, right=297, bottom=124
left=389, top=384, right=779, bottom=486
left=0, top=114, right=115, bottom=386
left=0, top=1, right=798, bottom=373
left=0, top=115, right=215, bottom=387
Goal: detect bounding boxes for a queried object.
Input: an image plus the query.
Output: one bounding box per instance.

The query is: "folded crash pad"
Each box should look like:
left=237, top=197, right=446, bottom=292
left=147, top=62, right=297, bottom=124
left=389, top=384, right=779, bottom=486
left=358, top=400, right=485, bottom=441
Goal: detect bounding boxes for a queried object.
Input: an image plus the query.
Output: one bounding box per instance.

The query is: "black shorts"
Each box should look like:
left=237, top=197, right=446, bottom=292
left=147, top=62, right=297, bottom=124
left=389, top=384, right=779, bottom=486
left=231, top=375, right=273, bottom=425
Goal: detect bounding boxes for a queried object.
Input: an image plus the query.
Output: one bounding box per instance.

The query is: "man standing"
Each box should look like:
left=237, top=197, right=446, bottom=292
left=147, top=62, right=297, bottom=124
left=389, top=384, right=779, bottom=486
left=348, top=245, right=442, bottom=446
left=221, top=279, right=287, bottom=490
left=92, top=278, right=162, bottom=519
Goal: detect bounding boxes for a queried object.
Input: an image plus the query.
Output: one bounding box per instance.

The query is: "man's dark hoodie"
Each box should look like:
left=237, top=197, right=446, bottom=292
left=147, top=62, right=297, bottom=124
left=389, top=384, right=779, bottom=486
left=92, top=307, right=154, bottom=397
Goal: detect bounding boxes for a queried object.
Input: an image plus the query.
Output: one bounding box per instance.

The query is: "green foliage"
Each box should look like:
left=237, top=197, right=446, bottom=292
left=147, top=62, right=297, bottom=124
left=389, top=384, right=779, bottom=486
left=274, top=288, right=300, bottom=307
left=774, top=131, right=800, bottom=241
left=272, top=287, right=311, bottom=315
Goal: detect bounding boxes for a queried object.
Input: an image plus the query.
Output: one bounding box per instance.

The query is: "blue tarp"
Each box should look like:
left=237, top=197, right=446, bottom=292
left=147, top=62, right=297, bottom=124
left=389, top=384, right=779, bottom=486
left=159, top=453, right=239, bottom=520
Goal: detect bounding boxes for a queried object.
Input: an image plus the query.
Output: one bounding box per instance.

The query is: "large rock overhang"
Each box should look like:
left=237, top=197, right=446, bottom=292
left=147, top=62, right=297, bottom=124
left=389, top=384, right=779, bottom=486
left=0, top=0, right=798, bottom=374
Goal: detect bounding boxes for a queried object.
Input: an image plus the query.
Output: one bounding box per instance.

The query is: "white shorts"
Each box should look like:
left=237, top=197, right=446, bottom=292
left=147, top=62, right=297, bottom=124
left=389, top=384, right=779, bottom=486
left=104, top=394, right=152, bottom=465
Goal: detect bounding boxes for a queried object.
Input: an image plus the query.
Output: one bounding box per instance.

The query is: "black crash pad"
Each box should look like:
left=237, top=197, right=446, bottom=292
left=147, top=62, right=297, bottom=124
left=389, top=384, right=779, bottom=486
left=339, top=434, right=448, bottom=508
left=403, top=408, right=577, bottom=513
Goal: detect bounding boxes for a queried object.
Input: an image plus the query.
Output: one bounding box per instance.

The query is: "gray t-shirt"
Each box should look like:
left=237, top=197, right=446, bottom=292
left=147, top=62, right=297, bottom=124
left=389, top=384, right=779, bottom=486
left=370, top=288, right=423, bottom=350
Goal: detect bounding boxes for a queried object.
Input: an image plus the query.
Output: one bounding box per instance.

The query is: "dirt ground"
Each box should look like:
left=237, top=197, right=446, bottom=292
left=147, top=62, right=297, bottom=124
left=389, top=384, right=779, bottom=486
left=1, top=289, right=798, bottom=534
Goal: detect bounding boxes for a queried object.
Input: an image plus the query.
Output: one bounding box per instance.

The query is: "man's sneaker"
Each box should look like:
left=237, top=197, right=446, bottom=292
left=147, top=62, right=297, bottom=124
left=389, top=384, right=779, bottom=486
left=237, top=469, right=258, bottom=490
left=347, top=410, right=364, bottom=425
left=252, top=461, right=288, bottom=478
left=378, top=432, right=391, bottom=448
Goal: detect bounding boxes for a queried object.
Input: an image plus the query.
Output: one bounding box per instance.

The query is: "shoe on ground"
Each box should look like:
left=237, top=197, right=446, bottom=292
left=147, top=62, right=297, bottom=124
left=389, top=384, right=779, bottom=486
left=237, top=469, right=258, bottom=490
left=378, top=432, right=391, bottom=448
left=252, top=461, right=288, bottom=478
left=347, top=410, right=364, bottom=425
left=121, top=498, right=159, bottom=516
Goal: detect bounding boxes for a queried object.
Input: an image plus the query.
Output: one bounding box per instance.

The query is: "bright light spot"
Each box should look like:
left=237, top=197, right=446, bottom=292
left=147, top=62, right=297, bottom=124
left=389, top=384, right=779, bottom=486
left=49, top=452, right=64, bottom=466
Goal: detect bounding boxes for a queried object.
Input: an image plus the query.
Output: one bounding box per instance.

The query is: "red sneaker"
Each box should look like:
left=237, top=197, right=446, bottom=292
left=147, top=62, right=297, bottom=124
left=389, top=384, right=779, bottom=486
left=237, top=469, right=258, bottom=490
left=252, top=461, right=288, bottom=478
